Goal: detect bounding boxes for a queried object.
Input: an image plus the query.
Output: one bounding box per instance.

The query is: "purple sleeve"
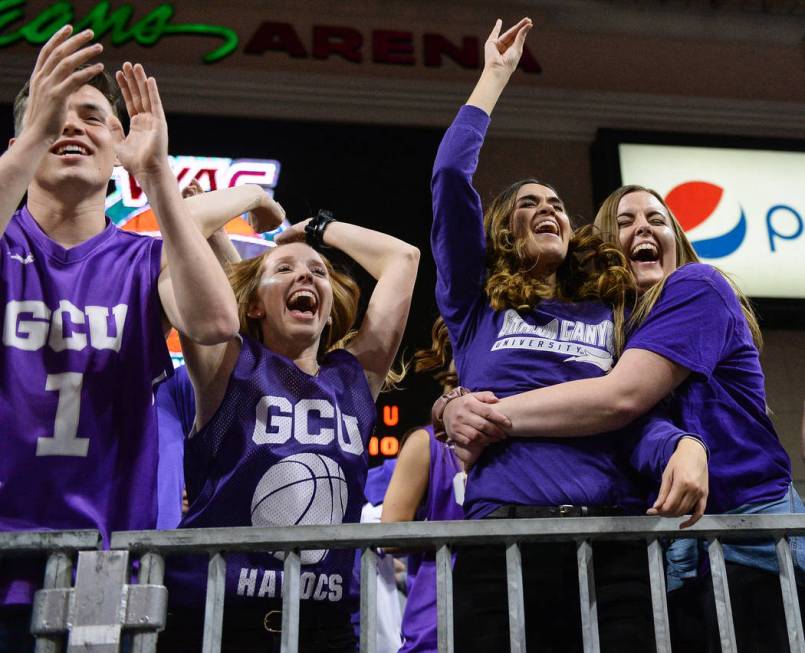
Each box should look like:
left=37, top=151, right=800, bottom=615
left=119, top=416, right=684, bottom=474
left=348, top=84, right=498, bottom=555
left=431, top=105, right=491, bottom=344
left=628, top=408, right=707, bottom=481
left=625, top=264, right=737, bottom=379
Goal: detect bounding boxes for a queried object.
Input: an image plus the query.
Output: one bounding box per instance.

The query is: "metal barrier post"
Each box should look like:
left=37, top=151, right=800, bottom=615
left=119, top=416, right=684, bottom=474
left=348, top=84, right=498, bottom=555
left=505, top=543, right=527, bottom=653
left=34, top=551, right=73, bottom=653
left=131, top=552, right=165, bottom=653
left=202, top=552, right=226, bottom=653
left=281, top=550, right=301, bottom=653
left=647, top=539, right=672, bottom=653
left=776, top=537, right=805, bottom=653
left=359, top=547, right=379, bottom=653
left=436, top=544, right=454, bottom=653
left=577, top=539, right=600, bottom=653
left=707, top=538, right=737, bottom=653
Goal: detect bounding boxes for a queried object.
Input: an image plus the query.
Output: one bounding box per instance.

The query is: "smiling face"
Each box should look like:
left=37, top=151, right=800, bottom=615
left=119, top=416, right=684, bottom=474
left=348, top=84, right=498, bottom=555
left=616, top=190, right=678, bottom=292
left=249, top=242, right=334, bottom=349
left=508, top=183, right=572, bottom=275
left=30, top=85, right=123, bottom=194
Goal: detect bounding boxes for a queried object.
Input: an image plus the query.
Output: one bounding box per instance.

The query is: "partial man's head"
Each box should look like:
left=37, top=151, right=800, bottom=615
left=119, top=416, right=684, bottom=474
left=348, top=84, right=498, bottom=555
left=13, top=67, right=124, bottom=193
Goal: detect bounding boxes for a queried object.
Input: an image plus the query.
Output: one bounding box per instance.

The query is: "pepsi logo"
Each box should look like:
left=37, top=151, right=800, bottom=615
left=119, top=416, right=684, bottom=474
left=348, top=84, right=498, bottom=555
left=665, top=181, right=746, bottom=259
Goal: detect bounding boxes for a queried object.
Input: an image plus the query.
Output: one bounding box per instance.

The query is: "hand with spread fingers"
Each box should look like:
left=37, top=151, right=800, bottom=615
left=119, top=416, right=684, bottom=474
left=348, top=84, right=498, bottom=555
left=20, top=25, right=104, bottom=141
left=443, top=391, right=511, bottom=447
left=114, top=62, right=169, bottom=179
left=646, top=437, right=709, bottom=528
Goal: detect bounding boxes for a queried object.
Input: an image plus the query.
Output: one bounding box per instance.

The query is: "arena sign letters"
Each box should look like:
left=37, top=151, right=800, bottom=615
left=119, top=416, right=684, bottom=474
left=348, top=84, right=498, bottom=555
left=0, top=1, right=542, bottom=71
left=619, top=143, right=805, bottom=299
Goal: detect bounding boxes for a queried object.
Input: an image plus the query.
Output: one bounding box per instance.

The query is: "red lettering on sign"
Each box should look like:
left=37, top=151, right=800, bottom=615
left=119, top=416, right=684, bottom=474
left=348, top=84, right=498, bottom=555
left=244, top=22, right=307, bottom=57
left=313, top=25, right=363, bottom=63
left=423, top=34, right=479, bottom=69
left=372, top=30, right=415, bottom=65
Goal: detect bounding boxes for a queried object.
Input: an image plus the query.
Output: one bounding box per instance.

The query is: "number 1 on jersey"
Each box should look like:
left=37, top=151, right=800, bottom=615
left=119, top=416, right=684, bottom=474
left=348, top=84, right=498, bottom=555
left=36, top=372, right=89, bottom=457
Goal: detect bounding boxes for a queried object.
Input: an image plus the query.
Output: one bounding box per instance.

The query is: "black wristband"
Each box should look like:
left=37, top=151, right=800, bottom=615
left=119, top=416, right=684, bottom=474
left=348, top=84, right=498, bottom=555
left=304, top=210, right=336, bottom=249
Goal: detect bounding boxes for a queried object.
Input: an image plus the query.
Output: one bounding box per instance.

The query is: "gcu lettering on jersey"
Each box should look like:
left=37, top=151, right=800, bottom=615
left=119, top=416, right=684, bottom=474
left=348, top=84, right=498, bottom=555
left=3, top=300, right=128, bottom=352
left=252, top=396, right=364, bottom=455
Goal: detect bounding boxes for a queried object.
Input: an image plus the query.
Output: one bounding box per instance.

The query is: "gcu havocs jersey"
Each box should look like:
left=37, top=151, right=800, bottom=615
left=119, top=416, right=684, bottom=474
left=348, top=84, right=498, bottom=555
left=167, top=334, right=375, bottom=610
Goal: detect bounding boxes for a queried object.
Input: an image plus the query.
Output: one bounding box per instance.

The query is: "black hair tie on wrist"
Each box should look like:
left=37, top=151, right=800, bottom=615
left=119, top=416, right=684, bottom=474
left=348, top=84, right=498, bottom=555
left=304, top=210, right=336, bottom=249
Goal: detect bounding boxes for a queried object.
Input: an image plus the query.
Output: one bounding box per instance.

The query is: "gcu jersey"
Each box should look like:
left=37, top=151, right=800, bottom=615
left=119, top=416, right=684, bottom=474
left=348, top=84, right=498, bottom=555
left=167, top=334, right=375, bottom=609
left=0, top=207, right=172, bottom=605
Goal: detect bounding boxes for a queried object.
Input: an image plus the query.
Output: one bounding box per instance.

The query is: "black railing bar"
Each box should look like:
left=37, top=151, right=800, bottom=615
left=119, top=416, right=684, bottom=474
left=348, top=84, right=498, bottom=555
left=110, top=515, right=805, bottom=553
left=707, top=538, right=738, bottom=653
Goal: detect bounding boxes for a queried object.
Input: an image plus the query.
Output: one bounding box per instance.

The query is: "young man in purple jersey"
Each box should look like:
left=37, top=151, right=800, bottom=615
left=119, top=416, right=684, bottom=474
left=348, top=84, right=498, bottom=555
left=0, top=25, right=251, bottom=648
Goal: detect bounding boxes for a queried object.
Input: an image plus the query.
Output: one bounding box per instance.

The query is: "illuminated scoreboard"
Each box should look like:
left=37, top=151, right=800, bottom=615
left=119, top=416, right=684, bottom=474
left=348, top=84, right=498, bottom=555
left=368, top=404, right=402, bottom=460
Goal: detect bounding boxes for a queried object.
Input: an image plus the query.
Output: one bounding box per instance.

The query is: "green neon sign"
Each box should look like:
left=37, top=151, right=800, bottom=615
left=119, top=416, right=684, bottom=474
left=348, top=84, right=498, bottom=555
left=0, top=0, right=239, bottom=63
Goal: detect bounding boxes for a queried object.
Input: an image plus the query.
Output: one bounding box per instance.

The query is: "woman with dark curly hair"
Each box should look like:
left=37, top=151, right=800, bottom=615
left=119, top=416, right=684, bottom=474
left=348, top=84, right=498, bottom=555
left=429, top=18, right=707, bottom=653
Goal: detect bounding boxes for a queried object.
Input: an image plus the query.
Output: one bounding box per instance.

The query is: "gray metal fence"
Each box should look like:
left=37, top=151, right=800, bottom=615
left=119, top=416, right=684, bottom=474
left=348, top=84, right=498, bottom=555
left=3, top=514, right=805, bottom=653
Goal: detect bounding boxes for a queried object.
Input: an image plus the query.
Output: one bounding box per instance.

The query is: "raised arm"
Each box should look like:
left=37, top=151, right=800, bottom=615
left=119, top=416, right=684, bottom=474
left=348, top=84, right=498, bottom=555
left=181, top=183, right=284, bottom=241
left=275, top=218, right=419, bottom=399
left=114, top=62, right=239, bottom=345
left=431, top=18, right=532, bottom=337
left=0, top=26, right=103, bottom=234
left=466, top=18, right=532, bottom=115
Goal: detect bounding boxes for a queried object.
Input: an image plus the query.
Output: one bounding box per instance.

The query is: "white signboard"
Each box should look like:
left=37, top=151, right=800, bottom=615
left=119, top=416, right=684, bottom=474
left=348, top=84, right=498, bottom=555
left=619, top=143, right=805, bottom=299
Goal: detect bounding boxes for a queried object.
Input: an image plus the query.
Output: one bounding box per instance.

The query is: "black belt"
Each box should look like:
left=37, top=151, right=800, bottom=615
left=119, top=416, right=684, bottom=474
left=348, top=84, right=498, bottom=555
left=487, top=504, right=625, bottom=519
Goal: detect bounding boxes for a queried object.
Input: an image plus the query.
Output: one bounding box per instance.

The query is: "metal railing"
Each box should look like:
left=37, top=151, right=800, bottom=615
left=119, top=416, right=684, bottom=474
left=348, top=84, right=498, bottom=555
left=3, top=514, right=805, bottom=653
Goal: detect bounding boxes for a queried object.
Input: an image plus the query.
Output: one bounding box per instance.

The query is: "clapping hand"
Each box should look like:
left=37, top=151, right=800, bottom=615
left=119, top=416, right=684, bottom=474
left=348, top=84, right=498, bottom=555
left=114, top=62, right=168, bottom=179
left=20, top=26, right=104, bottom=142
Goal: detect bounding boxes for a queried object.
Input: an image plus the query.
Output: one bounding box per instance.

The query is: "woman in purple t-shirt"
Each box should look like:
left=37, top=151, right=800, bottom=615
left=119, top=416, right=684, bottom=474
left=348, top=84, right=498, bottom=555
left=429, top=17, right=707, bottom=653
left=445, top=184, right=803, bottom=651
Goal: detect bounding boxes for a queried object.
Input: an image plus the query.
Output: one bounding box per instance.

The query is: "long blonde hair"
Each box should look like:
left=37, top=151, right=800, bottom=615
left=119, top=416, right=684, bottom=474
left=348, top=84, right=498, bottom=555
left=228, top=245, right=406, bottom=386
left=593, top=185, right=763, bottom=349
left=483, top=179, right=636, bottom=356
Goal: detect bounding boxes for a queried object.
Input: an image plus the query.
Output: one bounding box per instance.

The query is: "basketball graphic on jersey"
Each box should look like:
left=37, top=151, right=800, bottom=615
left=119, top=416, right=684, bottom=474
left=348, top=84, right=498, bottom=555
left=251, top=453, right=349, bottom=564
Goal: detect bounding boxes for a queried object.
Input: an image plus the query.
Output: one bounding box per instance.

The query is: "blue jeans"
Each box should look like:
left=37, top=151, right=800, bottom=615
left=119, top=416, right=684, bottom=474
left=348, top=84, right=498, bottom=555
left=666, top=483, right=805, bottom=591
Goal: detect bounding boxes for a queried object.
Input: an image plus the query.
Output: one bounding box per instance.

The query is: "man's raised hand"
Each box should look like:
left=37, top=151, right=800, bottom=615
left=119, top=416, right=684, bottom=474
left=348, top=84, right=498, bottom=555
left=21, top=25, right=103, bottom=142
left=114, top=62, right=169, bottom=179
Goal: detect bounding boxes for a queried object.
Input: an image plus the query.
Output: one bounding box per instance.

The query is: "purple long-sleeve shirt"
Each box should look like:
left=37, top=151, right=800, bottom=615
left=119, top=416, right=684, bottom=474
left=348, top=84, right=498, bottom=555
left=431, top=105, right=693, bottom=518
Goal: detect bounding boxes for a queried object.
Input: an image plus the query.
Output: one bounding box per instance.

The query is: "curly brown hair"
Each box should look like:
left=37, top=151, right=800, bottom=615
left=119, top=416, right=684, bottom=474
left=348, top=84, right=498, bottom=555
left=482, top=179, right=635, bottom=356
